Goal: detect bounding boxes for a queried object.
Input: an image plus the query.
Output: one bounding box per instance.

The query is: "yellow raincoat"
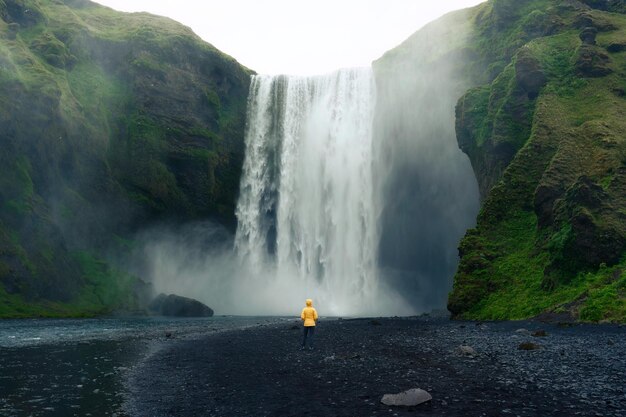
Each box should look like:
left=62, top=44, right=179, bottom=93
left=300, top=299, right=318, bottom=327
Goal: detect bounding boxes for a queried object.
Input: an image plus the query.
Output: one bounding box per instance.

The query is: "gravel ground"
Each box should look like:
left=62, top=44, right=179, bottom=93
left=124, top=316, right=626, bottom=417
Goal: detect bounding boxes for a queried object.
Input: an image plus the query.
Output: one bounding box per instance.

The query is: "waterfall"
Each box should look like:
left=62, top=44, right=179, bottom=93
left=235, top=68, right=396, bottom=315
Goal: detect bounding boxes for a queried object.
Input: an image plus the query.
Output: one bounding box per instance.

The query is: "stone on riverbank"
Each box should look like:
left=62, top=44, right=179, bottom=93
left=456, top=345, right=477, bottom=357
left=518, top=342, right=541, bottom=351
left=380, top=388, right=432, bottom=406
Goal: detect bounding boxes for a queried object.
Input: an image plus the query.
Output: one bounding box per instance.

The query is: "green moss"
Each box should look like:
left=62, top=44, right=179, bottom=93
left=204, top=88, right=222, bottom=113
left=29, top=31, right=75, bottom=68
left=460, top=86, right=492, bottom=147
left=0, top=156, right=33, bottom=201
left=579, top=262, right=626, bottom=322
left=599, top=174, right=613, bottom=190
left=65, top=60, right=129, bottom=128
left=0, top=249, right=140, bottom=318
left=458, top=212, right=612, bottom=320
left=471, top=0, right=554, bottom=81
left=71, top=251, right=137, bottom=311
left=0, top=261, right=9, bottom=278
left=185, top=148, right=218, bottom=163
left=131, top=53, right=166, bottom=79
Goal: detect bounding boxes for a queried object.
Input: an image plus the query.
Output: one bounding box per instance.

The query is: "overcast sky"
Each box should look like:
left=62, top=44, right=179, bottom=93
left=93, top=0, right=486, bottom=75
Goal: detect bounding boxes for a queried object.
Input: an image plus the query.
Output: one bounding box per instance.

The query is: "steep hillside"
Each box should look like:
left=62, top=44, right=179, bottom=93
left=448, top=0, right=626, bottom=321
left=0, top=0, right=251, bottom=317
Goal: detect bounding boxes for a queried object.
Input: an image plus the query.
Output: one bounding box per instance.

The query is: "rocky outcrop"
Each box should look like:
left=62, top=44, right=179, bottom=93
left=455, top=45, right=544, bottom=200
left=575, top=45, right=612, bottom=77
left=580, top=0, right=626, bottom=14
left=515, top=49, right=547, bottom=99
left=607, top=41, right=626, bottom=52
left=579, top=26, right=598, bottom=45
left=148, top=293, right=214, bottom=317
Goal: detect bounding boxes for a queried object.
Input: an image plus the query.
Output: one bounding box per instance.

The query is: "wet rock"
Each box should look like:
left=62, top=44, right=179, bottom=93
left=579, top=26, right=598, bottom=44
left=541, top=176, right=626, bottom=282
left=574, top=12, right=618, bottom=32
left=515, top=48, right=547, bottom=99
left=515, top=328, right=530, bottom=334
left=381, top=388, right=432, bottom=407
left=607, top=42, right=626, bottom=53
left=456, top=345, right=477, bottom=357
left=370, top=319, right=382, bottom=326
left=532, top=330, right=548, bottom=337
left=518, top=342, right=541, bottom=351
left=575, top=45, right=613, bottom=77
left=148, top=293, right=214, bottom=317
left=580, top=0, right=626, bottom=13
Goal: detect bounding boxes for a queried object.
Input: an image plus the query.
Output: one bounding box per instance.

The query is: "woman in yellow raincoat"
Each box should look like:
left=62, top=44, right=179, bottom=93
left=300, top=299, right=318, bottom=350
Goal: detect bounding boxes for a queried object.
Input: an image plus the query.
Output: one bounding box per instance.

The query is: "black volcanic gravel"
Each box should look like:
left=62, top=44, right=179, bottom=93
left=124, top=317, right=626, bottom=417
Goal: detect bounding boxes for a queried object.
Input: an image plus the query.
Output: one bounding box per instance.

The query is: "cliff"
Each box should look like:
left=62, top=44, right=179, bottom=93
left=372, top=0, right=626, bottom=322
left=0, top=0, right=251, bottom=317
left=447, top=0, right=626, bottom=321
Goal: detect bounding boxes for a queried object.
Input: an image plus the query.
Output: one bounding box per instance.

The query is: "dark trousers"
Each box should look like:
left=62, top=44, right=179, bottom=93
left=302, top=326, right=315, bottom=348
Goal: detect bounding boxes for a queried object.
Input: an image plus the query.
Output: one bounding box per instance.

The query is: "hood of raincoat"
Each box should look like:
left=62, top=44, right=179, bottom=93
left=306, top=299, right=313, bottom=307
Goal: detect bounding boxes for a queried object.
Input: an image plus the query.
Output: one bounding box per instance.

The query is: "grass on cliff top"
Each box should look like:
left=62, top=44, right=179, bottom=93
left=37, top=0, right=245, bottom=68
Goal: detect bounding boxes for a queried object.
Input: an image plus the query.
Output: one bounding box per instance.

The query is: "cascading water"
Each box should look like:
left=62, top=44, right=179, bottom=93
left=235, top=68, right=405, bottom=315
left=141, top=15, right=478, bottom=317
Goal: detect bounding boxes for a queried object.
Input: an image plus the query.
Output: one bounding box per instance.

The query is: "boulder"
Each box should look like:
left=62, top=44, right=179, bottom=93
left=579, top=0, right=626, bottom=14
left=381, top=388, right=432, bottom=407
left=607, top=42, right=626, bottom=53
left=515, top=49, right=547, bottom=99
left=574, top=12, right=618, bottom=31
left=456, top=345, right=477, bottom=356
left=518, top=342, right=541, bottom=351
left=148, top=293, right=214, bottom=317
left=575, top=45, right=612, bottom=77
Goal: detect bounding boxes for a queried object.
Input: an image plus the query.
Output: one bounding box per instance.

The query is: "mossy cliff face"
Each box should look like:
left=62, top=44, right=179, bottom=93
left=448, top=0, right=626, bottom=322
left=0, top=0, right=251, bottom=317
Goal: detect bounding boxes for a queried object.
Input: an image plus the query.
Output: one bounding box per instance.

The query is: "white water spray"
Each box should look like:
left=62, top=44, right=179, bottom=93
left=235, top=68, right=410, bottom=316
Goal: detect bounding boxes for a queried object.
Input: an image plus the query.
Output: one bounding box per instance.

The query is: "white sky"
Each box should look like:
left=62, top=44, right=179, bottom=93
left=93, top=0, right=485, bottom=75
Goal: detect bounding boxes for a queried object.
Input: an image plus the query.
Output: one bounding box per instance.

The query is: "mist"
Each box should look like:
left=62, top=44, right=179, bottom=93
left=137, top=9, right=480, bottom=317
left=372, top=9, right=480, bottom=311
left=136, top=221, right=413, bottom=316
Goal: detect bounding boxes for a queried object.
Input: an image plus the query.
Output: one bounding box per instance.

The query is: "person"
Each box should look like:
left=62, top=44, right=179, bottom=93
left=300, top=298, right=318, bottom=350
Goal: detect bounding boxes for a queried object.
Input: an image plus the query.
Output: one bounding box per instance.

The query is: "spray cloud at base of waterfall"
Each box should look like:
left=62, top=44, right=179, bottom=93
left=139, top=16, right=480, bottom=316
left=135, top=68, right=414, bottom=316
left=135, top=220, right=411, bottom=316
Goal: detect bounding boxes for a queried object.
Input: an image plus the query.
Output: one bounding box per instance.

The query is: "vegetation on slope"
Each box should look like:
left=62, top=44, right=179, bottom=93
left=0, top=0, right=252, bottom=317
left=449, top=0, right=626, bottom=322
